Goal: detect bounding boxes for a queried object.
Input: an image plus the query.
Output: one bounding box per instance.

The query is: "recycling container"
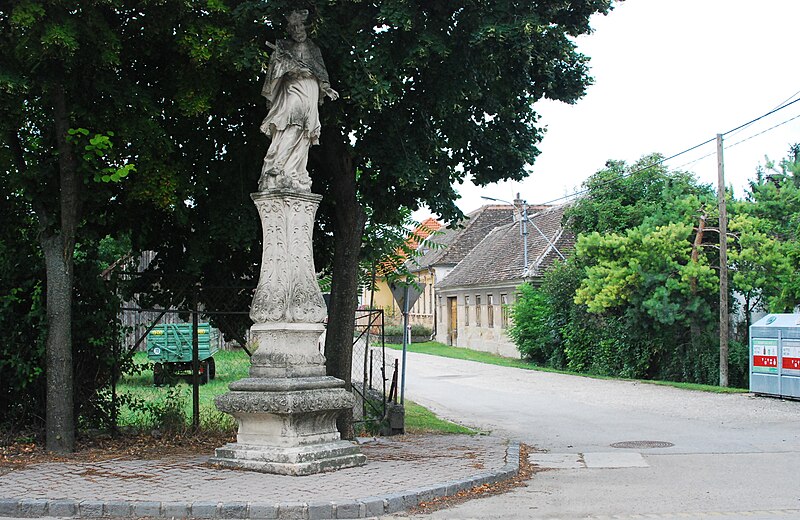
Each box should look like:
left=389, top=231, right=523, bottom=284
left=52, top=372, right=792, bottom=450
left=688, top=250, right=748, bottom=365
left=750, top=313, right=800, bottom=399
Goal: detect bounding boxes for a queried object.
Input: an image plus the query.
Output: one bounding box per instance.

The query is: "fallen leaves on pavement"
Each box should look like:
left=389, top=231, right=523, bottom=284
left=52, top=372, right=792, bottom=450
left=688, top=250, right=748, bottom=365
left=0, top=430, right=235, bottom=471
left=411, top=443, right=536, bottom=515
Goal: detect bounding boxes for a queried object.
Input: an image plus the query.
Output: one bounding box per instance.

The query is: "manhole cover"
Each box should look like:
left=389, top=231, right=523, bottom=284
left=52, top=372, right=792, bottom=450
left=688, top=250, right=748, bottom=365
left=610, top=440, right=674, bottom=449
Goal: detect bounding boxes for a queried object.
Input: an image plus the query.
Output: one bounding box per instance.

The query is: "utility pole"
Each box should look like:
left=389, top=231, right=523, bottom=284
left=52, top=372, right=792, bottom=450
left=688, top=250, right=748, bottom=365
left=481, top=194, right=532, bottom=272
left=717, top=133, right=729, bottom=387
left=520, top=196, right=529, bottom=271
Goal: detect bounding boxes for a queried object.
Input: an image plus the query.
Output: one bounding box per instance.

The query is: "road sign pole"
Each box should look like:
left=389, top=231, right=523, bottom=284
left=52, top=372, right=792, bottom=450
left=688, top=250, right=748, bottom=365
left=400, top=285, right=409, bottom=405
left=389, top=279, right=424, bottom=406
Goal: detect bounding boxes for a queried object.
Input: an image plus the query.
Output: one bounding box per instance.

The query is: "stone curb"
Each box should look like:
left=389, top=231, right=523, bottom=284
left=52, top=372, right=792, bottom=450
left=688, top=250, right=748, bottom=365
left=0, top=442, right=519, bottom=519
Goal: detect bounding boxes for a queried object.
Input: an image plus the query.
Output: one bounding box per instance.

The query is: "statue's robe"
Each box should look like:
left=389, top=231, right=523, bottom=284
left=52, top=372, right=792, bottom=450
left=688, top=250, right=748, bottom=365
left=259, top=39, right=331, bottom=192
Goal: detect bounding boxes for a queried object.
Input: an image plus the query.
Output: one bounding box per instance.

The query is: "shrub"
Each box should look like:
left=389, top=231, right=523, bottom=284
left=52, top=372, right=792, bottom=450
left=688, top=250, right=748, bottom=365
left=382, top=324, right=432, bottom=337
left=508, top=283, right=557, bottom=363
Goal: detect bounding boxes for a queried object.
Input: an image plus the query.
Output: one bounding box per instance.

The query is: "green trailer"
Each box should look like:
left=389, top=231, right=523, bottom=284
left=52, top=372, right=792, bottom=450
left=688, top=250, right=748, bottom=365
left=146, top=323, right=219, bottom=385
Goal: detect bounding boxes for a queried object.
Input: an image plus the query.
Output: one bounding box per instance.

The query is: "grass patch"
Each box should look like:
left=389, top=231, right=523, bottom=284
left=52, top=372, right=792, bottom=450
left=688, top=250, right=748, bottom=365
left=116, top=350, right=251, bottom=432
left=118, top=349, right=474, bottom=434
left=644, top=380, right=748, bottom=394
left=387, top=341, right=748, bottom=394
left=404, top=400, right=476, bottom=435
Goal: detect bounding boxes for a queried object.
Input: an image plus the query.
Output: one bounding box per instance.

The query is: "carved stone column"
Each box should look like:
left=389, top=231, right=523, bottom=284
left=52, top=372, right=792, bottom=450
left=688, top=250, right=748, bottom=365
left=211, top=191, right=365, bottom=475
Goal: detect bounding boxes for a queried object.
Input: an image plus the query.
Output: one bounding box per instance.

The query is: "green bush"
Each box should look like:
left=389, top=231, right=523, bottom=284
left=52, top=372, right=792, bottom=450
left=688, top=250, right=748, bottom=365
left=0, top=232, right=126, bottom=435
left=382, top=324, right=432, bottom=337
left=508, top=283, right=557, bottom=363
left=508, top=260, right=738, bottom=387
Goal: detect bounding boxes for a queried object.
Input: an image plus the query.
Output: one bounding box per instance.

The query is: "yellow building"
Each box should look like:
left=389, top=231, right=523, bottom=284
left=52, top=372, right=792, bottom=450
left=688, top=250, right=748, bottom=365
left=361, top=217, right=442, bottom=328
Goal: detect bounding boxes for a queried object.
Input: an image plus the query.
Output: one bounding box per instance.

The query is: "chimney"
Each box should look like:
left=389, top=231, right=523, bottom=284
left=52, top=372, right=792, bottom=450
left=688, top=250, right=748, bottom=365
left=512, top=192, right=524, bottom=222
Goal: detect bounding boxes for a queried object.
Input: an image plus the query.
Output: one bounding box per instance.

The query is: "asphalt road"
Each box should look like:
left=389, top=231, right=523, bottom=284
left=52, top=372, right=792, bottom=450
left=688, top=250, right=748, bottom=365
left=391, top=351, right=800, bottom=520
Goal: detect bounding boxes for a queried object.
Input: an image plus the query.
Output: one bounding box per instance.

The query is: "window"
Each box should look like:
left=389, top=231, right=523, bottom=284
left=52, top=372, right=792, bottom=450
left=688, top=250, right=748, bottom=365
left=464, top=296, right=470, bottom=326
left=475, top=295, right=482, bottom=327
left=487, top=294, right=494, bottom=328
left=429, top=282, right=434, bottom=315
left=438, top=296, right=443, bottom=322
left=501, top=294, right=509, bottom=329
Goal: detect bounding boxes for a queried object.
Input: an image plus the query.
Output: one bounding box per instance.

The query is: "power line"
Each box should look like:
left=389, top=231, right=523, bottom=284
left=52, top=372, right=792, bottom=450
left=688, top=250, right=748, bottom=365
left=536, top=97, right=800, bottom=206
left=726, top=112, right=800, bottom=149
left=675, top=111, right=800, bottom=170
left=721, top=97, right=800, bottom=136
left=675, top=150, right=716, bottom=170
left=724, top=88, right=800, bottom=140
left=770, top=88, right=800, bottom=112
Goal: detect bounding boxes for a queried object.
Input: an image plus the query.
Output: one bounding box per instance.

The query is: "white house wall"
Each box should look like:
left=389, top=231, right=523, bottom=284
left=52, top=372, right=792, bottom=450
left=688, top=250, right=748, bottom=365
left=435, top=284, right=521, bottom=358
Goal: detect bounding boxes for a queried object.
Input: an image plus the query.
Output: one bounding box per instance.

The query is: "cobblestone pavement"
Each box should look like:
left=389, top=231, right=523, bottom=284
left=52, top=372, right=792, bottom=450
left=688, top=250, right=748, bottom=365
left=0, top=435, right=517, bottom=519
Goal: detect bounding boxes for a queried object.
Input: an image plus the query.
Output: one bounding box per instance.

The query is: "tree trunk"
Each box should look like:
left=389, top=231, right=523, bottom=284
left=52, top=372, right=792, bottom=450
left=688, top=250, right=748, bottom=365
left=689, top=212, right=706, bottom=380
left=41, top=234, right=75, bottom=453
left=320, top=130, right=367, bottom=440
left=40, top=84, right=80, bottom=453
left=743, top=294, right=752, bottom=347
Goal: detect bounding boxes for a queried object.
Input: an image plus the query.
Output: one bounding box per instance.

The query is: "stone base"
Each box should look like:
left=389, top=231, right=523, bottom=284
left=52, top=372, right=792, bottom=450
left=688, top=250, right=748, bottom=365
left=213, top=375, right=366, bottom=475
left=247, top=323, right=326, bottom=378
left=209, top=440, right=366, bottom=476
left=212, top=190, right=366, bottom=476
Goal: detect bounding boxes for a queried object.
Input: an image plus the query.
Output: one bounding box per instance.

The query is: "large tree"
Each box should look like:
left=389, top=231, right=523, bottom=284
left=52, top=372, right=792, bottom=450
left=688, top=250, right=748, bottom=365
left=0, top=1, right=212, bottom=450
left=1, top=1, right=136, bottom=452
left=564, top=157, right=722, bottom=383
left=2, top=0, right=614, bottom=445
left=105, top=0, right=616, bottom=437
left=730, top=145, right=800, bottom=338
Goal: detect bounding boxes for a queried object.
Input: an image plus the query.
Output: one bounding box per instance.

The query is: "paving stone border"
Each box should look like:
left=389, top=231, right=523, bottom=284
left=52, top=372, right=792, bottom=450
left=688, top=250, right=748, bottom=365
left=0, top=443, right=519, bottom=519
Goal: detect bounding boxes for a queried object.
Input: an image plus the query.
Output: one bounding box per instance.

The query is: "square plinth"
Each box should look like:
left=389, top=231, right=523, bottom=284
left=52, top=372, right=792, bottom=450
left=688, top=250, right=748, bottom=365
left=209, top=440, right=366, bottom=476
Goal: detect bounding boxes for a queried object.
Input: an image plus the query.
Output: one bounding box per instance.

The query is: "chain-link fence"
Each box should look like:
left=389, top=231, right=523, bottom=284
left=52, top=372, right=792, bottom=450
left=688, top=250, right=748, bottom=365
left=349, top=309, right=401, bottom=432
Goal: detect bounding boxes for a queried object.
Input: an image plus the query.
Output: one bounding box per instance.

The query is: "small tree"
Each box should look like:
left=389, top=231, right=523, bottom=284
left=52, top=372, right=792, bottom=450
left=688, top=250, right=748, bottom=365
left=730, top=145, right=800, bottom=340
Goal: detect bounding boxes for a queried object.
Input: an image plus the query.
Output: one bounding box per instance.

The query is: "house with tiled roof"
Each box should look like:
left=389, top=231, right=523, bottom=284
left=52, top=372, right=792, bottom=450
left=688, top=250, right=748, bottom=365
left=434, top=204, right=574, bottom=357
left=361, top=206, right=518, bottom=330
left=361, top=217, right=443, bottom=327
left=402, top=204, right=519, bottom=330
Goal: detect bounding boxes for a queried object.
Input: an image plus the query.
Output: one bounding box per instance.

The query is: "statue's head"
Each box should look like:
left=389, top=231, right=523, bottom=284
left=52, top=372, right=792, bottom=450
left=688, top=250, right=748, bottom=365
left=287, top=10, right=308, bottom=42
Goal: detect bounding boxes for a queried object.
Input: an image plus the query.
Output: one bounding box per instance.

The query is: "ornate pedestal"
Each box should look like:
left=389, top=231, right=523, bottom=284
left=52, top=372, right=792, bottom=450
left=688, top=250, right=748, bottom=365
left=210, top=191, right=365, bottom=475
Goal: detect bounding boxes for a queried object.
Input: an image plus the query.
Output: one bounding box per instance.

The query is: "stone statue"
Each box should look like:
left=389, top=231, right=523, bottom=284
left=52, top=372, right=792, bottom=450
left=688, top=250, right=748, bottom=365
left=259, top=9, right=339, bottom=193
left=211, top=10, right=365, bottom=476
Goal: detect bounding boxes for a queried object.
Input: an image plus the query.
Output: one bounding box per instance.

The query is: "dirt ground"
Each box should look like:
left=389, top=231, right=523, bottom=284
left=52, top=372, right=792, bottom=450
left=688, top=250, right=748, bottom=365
left=0, top=430, right=236, bottom=472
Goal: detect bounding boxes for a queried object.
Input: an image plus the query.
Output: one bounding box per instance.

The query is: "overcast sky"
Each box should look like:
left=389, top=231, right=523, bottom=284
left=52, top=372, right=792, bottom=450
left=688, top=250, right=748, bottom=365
left=418, top=0, right=800, bottom=221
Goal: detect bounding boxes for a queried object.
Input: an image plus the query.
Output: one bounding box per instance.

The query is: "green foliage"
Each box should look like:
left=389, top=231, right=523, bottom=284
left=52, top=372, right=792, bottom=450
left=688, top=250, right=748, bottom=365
left=66, top=128, right=135, bottom=183
left=731, top=144, right=800, bottom=316
left=116, top=351, right=249, bottom=432
left=383, top=324, right=432, bottom=337
left=509, top=155, right=741, bottom=385
left=564, top=155, right=711, bottom=235
left=508, top=283, right=557, bottom=364
left=127, top=386, right=188, bottom=433
left=307, top=0, right=613, bottom=223
left=403, top=400, right=476, bottom=435
left=508, top=148, right=800, bottom=387
left=574, top=223, right=717, bottom=322
left=359, top=208, right=443, bottom=292
left=0, top=230, right=124, bottom=431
